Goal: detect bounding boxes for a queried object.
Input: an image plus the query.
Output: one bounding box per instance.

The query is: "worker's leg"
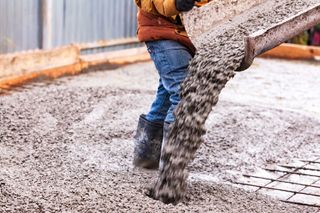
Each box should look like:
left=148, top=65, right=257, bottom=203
left=145, top=40, right=192, bottom=170
left=146, top=40, right=192, bottom=123
left=133, top=40, right=192, bottom=170
left=145, top=79, right=171, bottom=122
left=133, top=80, right=171, bottom=169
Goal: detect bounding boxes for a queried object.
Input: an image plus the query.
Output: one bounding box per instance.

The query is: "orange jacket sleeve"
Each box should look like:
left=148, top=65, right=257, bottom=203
left=152, top=0, right=179, bottom=17
left=135, top=0, right=180, bottom=17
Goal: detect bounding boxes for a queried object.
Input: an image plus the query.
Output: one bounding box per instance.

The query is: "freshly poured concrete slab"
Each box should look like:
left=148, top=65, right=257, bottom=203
left=1, top=58, right=320, bottom=211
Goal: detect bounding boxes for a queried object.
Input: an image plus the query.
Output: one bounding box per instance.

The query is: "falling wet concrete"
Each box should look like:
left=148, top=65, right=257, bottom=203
left=0, top=58, right=320, bottom=212
left=151, top=0, right=320, bottom=203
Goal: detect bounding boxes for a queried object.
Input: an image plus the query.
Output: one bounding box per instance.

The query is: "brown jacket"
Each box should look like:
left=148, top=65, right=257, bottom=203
left=134, top=0, right=196, bottom=54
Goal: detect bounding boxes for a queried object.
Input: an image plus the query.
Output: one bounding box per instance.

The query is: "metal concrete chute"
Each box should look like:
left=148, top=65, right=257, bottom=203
left=183, top=0, right=320, bottom=71
left=241, top=3, right=320, bottom=71
left=184, top=0, right=267, bottom=43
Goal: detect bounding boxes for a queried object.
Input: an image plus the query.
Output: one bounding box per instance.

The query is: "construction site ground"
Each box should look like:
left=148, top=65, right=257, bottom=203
left=1, top=58, right=320, bottom=212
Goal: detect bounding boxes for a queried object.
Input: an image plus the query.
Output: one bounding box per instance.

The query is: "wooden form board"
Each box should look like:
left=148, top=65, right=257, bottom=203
left=261, top=43, right=320, bottom=60
left=0, top=46, right=79, bottom=79
left=0, top=40, right=149, bottom=90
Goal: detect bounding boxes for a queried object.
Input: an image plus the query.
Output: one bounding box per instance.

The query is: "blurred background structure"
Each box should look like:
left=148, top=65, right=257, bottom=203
left=0, top=0, right=319, bottom=55
left=0, top=0, right=138, bottom=54
left=291, top=24, right=320, bottom=46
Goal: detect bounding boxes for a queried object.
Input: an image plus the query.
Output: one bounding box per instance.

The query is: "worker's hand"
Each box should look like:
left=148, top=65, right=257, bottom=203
left=175, top=0, right=198, bottom=12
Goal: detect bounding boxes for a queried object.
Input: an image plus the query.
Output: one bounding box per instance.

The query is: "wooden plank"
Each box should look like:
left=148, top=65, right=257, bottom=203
left=0, top=46, right=150, bottom=90
left=76, top=38, right=139, bottom=50
left=0, top=45, right=79, bottom=79
left=0, top=62, right=85, bottom=89
left=80, top=47, right=149, bottom=66
left=260, top=43, right=320, bottom=60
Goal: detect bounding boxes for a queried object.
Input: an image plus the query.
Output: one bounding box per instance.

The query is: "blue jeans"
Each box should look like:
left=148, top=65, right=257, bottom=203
left=145, top=40, right=192, bottom=123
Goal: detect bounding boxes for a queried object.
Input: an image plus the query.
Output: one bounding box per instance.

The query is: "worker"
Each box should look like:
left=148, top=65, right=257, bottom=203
left=132, top=0, right=201, bottom=169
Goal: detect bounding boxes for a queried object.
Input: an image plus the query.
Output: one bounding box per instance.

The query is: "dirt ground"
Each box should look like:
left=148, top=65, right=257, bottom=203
left=1, top=58, right=320, bottom=212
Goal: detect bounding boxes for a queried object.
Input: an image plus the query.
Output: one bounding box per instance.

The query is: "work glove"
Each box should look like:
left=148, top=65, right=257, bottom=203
left=175, top=0, right=198, bottom=12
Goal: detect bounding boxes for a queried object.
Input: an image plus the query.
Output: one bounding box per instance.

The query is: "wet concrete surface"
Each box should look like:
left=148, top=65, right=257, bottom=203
left=0, top=59, right=320, bottom=212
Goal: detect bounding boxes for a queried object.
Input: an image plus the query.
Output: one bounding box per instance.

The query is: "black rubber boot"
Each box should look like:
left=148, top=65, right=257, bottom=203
left=159, top=122, right=171, bottom=171
left=133, top=114, right=164, bottom=170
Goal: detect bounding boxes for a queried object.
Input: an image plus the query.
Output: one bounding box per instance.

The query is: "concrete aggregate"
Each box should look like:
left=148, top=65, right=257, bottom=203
left=1, top=59, right=319, bottom=212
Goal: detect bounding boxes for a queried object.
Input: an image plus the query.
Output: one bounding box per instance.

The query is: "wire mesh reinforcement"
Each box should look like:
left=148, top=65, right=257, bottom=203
left=235, top=158, right=320, bottom=208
